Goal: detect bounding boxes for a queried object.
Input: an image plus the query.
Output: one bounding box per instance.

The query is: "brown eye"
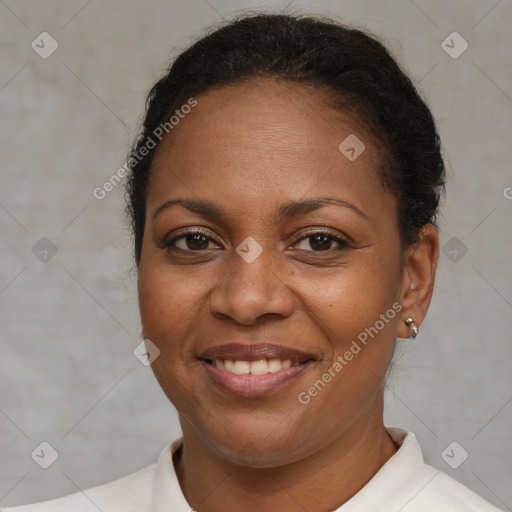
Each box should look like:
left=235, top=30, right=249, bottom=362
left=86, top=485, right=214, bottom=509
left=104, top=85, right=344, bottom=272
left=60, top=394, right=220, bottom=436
left=307, top=234, right=332, bottom=251
left=173, top=232, right=212, bottom=251
left=294, top=231, right=349, bottom=252
left=157, top=229, right=220, bottom=253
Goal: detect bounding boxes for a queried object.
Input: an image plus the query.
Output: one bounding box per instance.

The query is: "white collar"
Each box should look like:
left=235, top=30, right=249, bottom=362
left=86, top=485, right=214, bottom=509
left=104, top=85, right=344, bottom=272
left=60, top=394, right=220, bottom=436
left=152, top=426, right=432, bottom=511
left=152, top=437, right=191, bottom=511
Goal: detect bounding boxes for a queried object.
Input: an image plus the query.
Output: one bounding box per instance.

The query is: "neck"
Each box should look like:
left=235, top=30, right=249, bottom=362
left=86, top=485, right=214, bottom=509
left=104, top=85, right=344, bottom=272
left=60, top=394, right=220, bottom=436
left=174, top=406, right=397, bottom=512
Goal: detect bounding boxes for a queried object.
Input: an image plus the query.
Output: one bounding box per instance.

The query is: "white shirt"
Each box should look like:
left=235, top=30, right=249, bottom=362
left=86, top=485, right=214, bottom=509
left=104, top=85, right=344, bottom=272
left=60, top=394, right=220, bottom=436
left=2, top=427, right=503, bottom=512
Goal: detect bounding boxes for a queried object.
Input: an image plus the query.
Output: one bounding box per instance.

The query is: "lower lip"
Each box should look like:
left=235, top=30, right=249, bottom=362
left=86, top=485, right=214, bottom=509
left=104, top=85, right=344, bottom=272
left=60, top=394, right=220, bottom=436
left=200, top=360, right=314, bottom=398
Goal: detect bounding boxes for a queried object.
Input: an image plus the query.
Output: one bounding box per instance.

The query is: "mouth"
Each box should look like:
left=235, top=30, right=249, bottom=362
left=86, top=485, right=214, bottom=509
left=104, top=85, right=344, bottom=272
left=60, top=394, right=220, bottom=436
left=198, top=343, right=316, bottom=398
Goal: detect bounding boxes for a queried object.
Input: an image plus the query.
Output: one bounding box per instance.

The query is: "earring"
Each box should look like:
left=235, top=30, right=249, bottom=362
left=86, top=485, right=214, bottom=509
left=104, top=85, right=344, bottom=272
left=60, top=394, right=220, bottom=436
left=405, top=317, right=419, bottom=340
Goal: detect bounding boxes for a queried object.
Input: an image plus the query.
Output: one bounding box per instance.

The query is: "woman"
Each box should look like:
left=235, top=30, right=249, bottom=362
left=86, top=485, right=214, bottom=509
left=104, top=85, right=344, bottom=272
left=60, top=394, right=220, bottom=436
left=4, top=13, right=503, bottom=512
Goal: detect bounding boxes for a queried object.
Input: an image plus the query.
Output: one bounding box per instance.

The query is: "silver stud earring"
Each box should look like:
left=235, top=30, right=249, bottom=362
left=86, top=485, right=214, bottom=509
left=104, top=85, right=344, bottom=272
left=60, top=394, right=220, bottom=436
left=405, top=317, right=419, bottom=340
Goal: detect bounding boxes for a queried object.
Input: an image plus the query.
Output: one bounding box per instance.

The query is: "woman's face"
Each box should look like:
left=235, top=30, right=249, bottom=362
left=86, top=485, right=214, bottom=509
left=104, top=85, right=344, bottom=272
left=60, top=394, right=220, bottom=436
left=138, top=80, right=418, bottom=466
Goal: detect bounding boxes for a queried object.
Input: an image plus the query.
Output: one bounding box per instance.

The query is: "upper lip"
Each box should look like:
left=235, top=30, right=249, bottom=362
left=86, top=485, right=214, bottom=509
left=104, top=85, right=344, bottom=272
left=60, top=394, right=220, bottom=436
left=199, top=343, right=317, bottom=363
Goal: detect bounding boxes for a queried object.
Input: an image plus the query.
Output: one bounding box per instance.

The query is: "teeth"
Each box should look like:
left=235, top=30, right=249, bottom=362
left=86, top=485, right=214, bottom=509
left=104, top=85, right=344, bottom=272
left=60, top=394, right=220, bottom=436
left=268, top=358, right=282, bottom=372
left=250, top=360, right=268, bottom=375
left=233, top=360, right=250, bottom=374
left=213, top=358, right=295, bottom=374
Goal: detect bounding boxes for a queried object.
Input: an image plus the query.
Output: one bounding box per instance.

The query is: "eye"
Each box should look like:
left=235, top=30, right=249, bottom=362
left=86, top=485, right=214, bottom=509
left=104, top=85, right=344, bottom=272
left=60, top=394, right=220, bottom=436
left=159, top=228, right=350, bottom=254
left=293, top=231, right=350, bottom=252
left=164, top=230, right=220, bottom=251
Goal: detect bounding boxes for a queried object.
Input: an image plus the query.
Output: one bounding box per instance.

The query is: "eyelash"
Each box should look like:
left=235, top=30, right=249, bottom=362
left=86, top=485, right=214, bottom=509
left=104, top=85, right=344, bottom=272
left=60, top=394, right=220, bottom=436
left=159, top=228, right=351, bottom=253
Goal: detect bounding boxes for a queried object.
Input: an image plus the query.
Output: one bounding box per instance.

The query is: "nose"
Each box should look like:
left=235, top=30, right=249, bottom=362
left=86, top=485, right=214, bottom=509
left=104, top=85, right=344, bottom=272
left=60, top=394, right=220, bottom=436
left=208, top=244, right=295, bottom=326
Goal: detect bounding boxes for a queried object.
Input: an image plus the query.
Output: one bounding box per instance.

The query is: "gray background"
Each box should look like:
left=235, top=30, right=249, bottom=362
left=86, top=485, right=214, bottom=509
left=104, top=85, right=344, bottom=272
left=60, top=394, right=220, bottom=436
left=1, top=0, right=511, bottom=508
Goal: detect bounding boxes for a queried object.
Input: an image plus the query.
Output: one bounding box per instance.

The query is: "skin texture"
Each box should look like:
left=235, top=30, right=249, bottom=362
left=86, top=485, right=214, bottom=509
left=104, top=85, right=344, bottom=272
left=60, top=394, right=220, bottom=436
left=137, top=78, right=439, bottom=512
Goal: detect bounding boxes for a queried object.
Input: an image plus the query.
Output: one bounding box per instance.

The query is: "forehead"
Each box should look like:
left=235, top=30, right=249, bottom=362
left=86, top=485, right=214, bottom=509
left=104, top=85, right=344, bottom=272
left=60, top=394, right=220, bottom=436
left=146, top=79, right=391, bottom=221
left=153, top=78, right=372, bottom=160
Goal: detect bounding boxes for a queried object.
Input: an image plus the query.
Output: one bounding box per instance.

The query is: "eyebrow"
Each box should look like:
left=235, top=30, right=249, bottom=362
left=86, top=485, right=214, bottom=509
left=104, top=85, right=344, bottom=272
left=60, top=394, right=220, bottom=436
left=152, top=197, right=368, bottom=222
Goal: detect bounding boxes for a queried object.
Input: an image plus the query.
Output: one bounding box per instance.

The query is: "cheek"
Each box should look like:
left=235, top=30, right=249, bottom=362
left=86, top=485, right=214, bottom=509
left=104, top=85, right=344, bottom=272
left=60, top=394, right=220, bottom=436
left=300, top=256, right=401, bottom=341
left=297, top=254, right=401, bottom=415
left=138, top=262, right=204, bottom=340
left=304, top=259, right=401, bottom=393
left=137, top=263, right=205, bottom=408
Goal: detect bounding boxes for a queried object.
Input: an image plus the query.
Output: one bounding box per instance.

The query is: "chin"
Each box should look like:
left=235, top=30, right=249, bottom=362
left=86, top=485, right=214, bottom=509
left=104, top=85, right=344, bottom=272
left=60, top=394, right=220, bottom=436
left=195, top=412, right=316, bottom=469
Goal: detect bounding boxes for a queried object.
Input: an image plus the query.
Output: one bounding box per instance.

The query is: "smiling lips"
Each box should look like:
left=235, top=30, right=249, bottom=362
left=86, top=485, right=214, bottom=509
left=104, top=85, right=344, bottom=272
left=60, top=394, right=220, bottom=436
left=199, top=343, right=316, bottom=397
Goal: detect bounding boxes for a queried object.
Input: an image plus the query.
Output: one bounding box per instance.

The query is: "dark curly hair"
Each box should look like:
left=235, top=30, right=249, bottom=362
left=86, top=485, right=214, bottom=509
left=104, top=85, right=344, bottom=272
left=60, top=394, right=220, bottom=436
left=125, top=13, right=445, bottom=266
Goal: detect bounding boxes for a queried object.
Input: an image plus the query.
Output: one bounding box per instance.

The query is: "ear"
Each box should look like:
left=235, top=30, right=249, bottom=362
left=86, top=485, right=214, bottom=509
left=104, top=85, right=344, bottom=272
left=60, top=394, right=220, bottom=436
left=397, top=224, right=440, bottom=339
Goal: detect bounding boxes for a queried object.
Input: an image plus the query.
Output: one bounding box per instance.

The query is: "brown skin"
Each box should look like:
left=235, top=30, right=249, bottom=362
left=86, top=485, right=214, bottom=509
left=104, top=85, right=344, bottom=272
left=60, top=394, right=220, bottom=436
left=137, top=79, right=439, bottom=512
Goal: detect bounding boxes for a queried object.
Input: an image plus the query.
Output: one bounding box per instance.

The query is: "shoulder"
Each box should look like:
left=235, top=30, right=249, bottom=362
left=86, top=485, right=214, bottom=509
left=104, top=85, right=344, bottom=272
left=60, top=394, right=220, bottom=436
left=370, top=427, right=505, bottom=512
left=411, top=469, right=504, bottom=512
left=0, top=463, right=156, bottom=512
